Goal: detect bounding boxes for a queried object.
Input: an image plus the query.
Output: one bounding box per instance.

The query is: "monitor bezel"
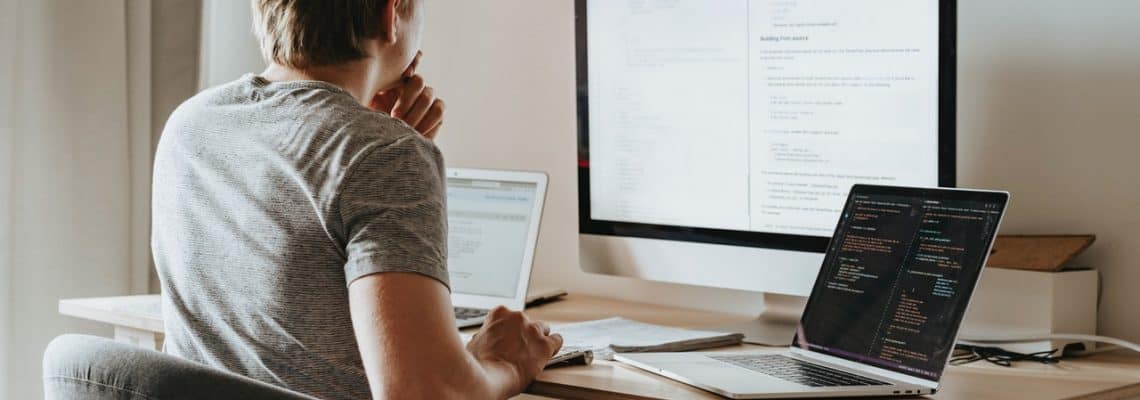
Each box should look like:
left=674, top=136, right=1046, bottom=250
left=574, top=0, right=958, bottom=253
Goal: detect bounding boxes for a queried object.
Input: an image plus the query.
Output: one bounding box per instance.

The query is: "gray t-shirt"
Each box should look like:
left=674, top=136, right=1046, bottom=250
left=152, top=74, right=448, bottom=399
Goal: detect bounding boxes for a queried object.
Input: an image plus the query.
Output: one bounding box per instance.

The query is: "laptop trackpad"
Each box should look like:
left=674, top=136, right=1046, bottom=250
left=672, top=357, right=804, bottom=394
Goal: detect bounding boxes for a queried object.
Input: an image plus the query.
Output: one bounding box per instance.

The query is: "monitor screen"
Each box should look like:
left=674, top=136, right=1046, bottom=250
left=576, top=0, right=955, bottom=251
left=446, top=178, right=538, bottom=298
left=794, top=186, right=1007, bottom=381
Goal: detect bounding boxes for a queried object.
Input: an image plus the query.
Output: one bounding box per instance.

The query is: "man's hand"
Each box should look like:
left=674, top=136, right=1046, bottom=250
left=371, top=52, right=445, bottom=140
left=466, top=306, right=564, bottom=394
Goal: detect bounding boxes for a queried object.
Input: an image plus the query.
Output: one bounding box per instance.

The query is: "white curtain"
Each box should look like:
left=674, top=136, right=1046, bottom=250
left=0, top=0, right=13, bottom=393
left=200, top=0, right=266, bottom=89
left=0, top=1, right=199, bottom=398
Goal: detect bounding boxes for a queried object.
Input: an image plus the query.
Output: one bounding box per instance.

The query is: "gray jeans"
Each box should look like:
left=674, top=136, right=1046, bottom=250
left=43, top=334, right=318, bottom=400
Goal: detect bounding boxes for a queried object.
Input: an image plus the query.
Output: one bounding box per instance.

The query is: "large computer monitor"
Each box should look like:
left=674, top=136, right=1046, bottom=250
left=575, top=0, right=956, bottom=297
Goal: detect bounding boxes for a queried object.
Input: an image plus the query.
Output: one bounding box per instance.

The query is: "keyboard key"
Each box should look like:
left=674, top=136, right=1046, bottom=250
left=710, top=354, right=890, bottom=387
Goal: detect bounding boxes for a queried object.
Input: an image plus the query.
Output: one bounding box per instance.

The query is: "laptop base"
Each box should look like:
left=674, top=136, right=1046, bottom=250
left=617, top=352, right=926, bottom=399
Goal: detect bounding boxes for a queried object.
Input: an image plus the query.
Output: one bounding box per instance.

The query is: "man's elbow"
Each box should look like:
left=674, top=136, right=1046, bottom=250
left=374, top=371, right=499, bottom=400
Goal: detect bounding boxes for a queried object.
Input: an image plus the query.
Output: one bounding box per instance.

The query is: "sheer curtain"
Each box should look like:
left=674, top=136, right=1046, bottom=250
left=0, top=1, right=199, bottom=398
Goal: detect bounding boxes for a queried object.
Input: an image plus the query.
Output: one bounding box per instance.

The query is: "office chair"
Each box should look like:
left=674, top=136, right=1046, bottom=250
left=43, top=334, right=315, bottom=400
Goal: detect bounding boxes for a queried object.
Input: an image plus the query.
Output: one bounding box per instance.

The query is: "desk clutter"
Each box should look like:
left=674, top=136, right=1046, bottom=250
left=551, top=317, right=744, bottom=361
left=457, top=317, right=742, bottom=369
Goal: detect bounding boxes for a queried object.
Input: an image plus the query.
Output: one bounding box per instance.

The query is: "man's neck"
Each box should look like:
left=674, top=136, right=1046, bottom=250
left=261, top=59, right=387, bottom=106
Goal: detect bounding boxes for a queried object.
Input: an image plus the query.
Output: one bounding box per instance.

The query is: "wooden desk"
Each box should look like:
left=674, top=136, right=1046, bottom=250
left=59, top=295, right=164, bottom=351
left=60, top=294, right=1140, bottom=400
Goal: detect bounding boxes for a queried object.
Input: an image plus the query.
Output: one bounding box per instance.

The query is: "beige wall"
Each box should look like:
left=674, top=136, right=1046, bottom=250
left=417, top=0, right=1140, bottom=341
left=956, top=0, right=1140, bottom=340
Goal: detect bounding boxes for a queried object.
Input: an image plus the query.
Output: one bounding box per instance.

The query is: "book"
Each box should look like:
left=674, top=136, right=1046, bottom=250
left=552, top=317, right=745, bottom=360
left=984, top=235, right=1095, bottom=271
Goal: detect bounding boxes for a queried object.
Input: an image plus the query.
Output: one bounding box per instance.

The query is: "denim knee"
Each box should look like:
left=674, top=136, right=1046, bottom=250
left=43, top=334, right=154, bottom=399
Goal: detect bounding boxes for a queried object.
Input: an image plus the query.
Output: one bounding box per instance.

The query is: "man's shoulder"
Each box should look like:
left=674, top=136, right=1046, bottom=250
left=334, top=110, right=441, bottom=172
left=317, top=105, right=443, bottom=202
left=339, top=110, right=426, bottom=149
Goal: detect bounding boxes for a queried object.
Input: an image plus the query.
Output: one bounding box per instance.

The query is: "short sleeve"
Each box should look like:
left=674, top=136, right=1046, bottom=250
left=339, top=135, right=449, bottom=288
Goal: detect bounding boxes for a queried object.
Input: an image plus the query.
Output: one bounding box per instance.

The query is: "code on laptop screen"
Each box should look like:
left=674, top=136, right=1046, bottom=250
left=794, top=186, right=1006, bottom=381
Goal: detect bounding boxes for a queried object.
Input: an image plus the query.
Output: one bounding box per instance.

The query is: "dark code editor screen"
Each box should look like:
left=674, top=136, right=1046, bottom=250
left=795, top=188, right=1005, bottom=380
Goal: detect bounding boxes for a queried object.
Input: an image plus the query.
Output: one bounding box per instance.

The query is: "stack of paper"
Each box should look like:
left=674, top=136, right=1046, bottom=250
left=552, top=317, right=744, bottom=360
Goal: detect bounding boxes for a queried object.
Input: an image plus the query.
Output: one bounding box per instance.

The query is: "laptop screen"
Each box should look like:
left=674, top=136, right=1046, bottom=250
left=446, top=177, right=539, bottom=298
left=794, top=185, right=1007, bottom=381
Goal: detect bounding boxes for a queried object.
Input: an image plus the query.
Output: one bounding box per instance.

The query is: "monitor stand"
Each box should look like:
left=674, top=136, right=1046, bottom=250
left=709, top=293, right=806, bottom=346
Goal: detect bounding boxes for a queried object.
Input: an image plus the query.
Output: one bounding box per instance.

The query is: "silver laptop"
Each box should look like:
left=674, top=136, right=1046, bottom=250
left=617, top=185, right=1009, bottom=398
left=445, top=168, right=548, bottom=328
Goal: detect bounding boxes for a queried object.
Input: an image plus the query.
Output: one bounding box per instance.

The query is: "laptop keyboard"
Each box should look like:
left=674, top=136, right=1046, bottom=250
left=711, top=354, right=890, bottom=387
left=454, top=307, right=489, bottom=320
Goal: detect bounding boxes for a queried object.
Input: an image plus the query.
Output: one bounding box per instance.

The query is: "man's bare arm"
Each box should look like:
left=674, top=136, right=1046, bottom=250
left=348, top=272, right=560, bottom=399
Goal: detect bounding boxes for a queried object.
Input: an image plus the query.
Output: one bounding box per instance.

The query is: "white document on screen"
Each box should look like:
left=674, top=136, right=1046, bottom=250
left=587, top=0, right=941, bottom=236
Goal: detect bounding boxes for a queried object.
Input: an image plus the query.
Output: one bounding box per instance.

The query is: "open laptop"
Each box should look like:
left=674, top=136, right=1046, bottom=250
left=617, top=185, right=1009, bottom=398
left=445, top=168, right=548, bottom=328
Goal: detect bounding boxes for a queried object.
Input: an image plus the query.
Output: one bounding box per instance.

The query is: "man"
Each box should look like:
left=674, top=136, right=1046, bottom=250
left=149, top=0, right=562, bottom=398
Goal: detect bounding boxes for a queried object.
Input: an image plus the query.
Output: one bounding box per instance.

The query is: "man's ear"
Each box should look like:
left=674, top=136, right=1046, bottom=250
left=381, top=0, right=401, bottom=44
